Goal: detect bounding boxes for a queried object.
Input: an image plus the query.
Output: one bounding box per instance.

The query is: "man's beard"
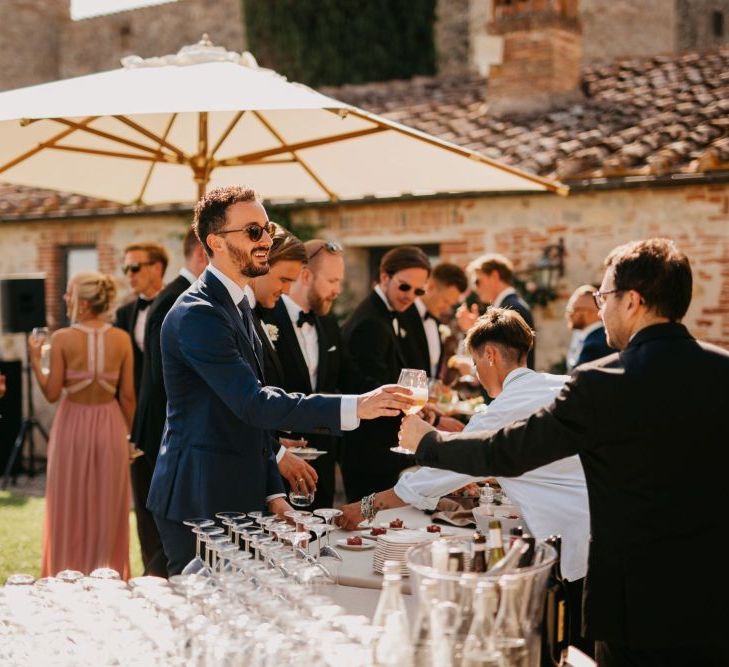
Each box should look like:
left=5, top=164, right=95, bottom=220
left=225, top=239, right=269, bottom=278
left=309, top=289, right=334, bottom=316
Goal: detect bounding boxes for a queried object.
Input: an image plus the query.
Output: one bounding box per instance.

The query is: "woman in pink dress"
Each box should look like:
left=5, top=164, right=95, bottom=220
left=30, top=272, right=136, bottom=578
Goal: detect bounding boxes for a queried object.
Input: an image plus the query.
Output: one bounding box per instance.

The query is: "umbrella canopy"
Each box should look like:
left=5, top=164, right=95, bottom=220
left=0, top=36, right=566, bottom=205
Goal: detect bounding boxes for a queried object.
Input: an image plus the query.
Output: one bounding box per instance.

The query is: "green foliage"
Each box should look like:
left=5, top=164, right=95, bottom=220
left=0, top=491, right=142, bottom=584
left=270, top=205, right=322, bottom=241
left=244, top=0, right=437, bottom=86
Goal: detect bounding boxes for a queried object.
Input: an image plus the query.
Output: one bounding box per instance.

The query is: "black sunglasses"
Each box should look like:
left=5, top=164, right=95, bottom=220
left=217, top=221, right=276, bottom=243
left=308, top=240, right=343, bottom=261
left=122, top=261, right=155, bottom=275
left=394, top=277, right=425, bottom=297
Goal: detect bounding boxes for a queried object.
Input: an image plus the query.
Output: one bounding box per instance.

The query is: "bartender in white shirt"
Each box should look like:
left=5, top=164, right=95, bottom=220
left=337, top=307, right=591, bottom=650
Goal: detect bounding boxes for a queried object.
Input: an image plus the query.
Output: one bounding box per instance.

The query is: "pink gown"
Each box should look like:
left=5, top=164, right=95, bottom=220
left=41, top=323, right=131, bottom=579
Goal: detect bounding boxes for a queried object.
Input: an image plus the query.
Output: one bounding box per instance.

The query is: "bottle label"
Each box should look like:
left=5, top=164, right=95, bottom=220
left=557, top=599, right=566, bottom=643
left=489, top=528, right=502, bottom=547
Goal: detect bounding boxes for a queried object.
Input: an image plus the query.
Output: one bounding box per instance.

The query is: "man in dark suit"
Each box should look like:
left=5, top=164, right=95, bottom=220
left=128, top=228, right=207, bottom=576
left=457, top=253, right=536, bottom=368
left=114, top=241, right=169, bottom=394
left=400, top=239, right=729, bottom=666
left=341, top=246, right=431, bottom=502
left=147, top=186, right=413, bottom=574
left=565, top=284, right=613, bottom=371
left=399, top=262, right=468, bottom=379
left=260, top=239, right=369, bottom=508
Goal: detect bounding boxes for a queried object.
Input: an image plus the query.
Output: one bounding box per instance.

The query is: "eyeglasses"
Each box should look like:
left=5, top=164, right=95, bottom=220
left=394, top=277, right=425, bottom=297
left=122, top=261, right=155, bottom=274
left=216, top=221, right=276, bottom=242
left=592, top=289, right=622, bottom=309
left=308, top=240, right=343, bottom=261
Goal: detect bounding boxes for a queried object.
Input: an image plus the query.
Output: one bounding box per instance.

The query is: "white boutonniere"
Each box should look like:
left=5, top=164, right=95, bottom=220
left=399, top=326, right=407, bottom=338
left=438, top=324, right=452, bottom=342
left=265, top=323, right=279, bottom=343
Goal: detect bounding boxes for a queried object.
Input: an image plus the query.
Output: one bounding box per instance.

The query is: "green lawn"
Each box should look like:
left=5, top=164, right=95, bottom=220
left=0, top=491, right=143, bottom=584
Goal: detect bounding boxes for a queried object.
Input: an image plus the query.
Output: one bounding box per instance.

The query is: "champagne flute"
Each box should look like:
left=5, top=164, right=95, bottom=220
left=31, top=326, right=51, bottom=375
left=390, top=368, right=428, bottom=455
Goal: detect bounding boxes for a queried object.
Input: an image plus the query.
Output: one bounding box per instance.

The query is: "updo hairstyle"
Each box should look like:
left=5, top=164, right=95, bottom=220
left=70, top=272, right=118, bottom=321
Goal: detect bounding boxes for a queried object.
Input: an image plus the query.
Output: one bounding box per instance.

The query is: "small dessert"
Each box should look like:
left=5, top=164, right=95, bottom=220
left=505, top=514, right=520, bottom=520
left=371, top=527, right=387, bottom=536
left=389, top=518, right=404, bottom=529
left=346, top=536, right=363, bottom=546
left=426, top=524, right=441, bottom=533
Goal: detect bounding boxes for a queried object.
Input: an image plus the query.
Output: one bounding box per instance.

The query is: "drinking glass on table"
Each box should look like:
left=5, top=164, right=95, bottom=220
left=390, top=368, right=428, bottom=454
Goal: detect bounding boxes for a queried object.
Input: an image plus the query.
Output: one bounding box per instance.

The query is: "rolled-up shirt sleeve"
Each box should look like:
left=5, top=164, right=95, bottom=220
left=394, top=468, right=485, bottom=510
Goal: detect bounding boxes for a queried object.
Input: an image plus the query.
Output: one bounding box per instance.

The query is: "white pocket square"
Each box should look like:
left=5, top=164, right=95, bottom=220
left=327, top=345, right=337, bottom=352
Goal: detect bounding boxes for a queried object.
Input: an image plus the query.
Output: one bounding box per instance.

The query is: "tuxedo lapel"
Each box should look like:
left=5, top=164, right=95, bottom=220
left=369, top=291, right=406, bottom=366
left=272, top=300, right=313, bottom=394
left=202, top=270, right=264, bottom=380
left=252, top=313, right=285, bottom=383
left=314, top=316, right=329, bottom=392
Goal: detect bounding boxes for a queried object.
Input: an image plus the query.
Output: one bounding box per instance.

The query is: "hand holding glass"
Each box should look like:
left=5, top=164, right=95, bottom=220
left=390, top=369, right=428, bottom=455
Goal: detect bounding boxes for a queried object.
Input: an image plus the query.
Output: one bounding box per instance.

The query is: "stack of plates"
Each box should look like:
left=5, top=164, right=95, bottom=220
left=372, top=529, right=437, bottom=576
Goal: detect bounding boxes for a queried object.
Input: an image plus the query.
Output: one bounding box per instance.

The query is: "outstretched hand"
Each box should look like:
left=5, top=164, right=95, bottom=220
left=398, top=414, right=436, bottom=452
left=357, top=385, right=413, bottom=420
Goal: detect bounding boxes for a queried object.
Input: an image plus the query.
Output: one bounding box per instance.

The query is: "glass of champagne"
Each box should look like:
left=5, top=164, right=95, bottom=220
left=31, top=326, right=51, bottom=375
left=390, top=368, right=428, bottom=455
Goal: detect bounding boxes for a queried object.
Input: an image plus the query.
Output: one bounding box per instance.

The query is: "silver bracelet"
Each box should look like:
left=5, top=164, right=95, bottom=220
left=360, top=492, right=377, bottom=523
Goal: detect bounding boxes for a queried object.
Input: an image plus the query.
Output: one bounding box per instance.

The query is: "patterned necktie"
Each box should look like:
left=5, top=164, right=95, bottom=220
left=238, top=295, right=263, bottom=367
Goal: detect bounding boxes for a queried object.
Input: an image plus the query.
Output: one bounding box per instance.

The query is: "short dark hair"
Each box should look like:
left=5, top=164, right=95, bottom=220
left=182, top=226, right=202, bottom=259
left=380, top=246, right=431, bottom=277
left=193, top=185, right=259, bottom=256
left=465, top=307, right=535, bottom=365
left=268, top=228, right=307, bottom=266
left=123, top=242, right=169, bottom=274
left=469, top=253, right=514, bottom=284
left=604, top=238, right=692, bottom=321
left=432, top=263, right=468, bottom=292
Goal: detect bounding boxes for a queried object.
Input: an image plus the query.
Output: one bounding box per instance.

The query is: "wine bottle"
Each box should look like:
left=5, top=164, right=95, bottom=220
left=462, top=580, right=502, bottom=667
left=486, top=538, right=529, bottom=575
left=517, top=535, right=536, bottom=568
left=509, top=525, right=524, bottom=548
left=540, top=535, right=569, bottom=667
left=486, top=519, right=505, bottom=569
left=471, top=531, right=488, bottom=573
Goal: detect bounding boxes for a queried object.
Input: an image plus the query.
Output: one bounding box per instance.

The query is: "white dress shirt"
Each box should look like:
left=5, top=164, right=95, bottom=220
left=394, top=368, right=590, bottom=581
left=133, top=294, right=156, bottom=351
left=374, top=284, right=400, bottom=335
left=179, top=267, right=197, bottom=285
left=492, top=286, right=517, bottom=308
left=282, top=294, right=319, bottom=391
left=415, top=298, right=441, bottom=378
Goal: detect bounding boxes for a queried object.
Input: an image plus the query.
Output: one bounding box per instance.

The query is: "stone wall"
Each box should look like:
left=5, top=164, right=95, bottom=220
left=59, top=0, right=246, bottom=78
left=293, top=182, right=729, bottom=370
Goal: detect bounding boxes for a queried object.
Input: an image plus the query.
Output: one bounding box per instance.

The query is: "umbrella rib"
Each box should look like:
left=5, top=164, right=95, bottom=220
left=217, top=126, right=386, bottom=167
left=0, top=117, right=96, bottom=175
left=49, top=145, right=174, bottom=162
left=135, top=113, right=178, bottom=205
left=113, top=115, right=187, bottom=161
left=210, top=111, right=245, bottom=158
left=252, top=111, right=337, bottom=201
left=51, top=118, right=178, bottom=160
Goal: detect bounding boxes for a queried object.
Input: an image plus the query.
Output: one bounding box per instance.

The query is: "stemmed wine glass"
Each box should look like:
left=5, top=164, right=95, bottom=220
left=390, top=368, right=429, bottom=455
left=313, top=508, right=343, bottom=560
left=181, top=518, right=215, bottom=575
left=31, top=327, right=51, bottom=375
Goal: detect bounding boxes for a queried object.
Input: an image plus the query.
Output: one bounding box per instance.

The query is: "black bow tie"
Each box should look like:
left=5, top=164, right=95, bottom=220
left=297, top=310, right=316, bottom=328
left=424, top=311, right=438, bottom=322
left=137, top=297, right=153, bottom=312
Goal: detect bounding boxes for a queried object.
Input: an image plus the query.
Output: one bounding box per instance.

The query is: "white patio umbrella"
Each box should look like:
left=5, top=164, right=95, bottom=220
left=0, top=36, right=566, bottom=205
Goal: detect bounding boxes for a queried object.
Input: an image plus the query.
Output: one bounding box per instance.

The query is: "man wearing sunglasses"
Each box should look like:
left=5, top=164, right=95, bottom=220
left=399, top=238, right=729, bottom=667
left=147, top=186, right=413, bottom=574
left=340, top=245, right=431, bottom=502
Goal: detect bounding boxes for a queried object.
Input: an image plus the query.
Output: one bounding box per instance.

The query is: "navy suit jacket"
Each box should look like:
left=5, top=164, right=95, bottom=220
left=576, top=324, right=612, bottom=366
left=147, top=269, right=343, bottom=521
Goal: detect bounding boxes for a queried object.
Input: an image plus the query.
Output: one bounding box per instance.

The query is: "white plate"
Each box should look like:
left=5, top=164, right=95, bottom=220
left=378, top=521, right=407, bottom=530
left=417, top=525, right=452, bottom=536
left=337, top=538, right=375, bottom=551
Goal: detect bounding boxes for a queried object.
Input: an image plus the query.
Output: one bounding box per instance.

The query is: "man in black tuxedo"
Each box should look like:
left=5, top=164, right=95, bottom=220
left=565, top=284, right=613, bottom=371
left=400, top=239, right=729, bottom=667
left=399, top=262, right=468, bottom=379
left=260, top=239, right=369, bottom=508
left=114, top=242, right=169, bottom=394
left=341, top=246, right=431, bottom=502
left=248, top=229, right=320, bottom=498
left=457, top=253, right=536, bottom=368
left=129, top=228, right=207, bottom=576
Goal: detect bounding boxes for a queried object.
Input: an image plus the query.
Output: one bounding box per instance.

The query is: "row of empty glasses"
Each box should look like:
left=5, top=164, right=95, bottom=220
left=0, top=508, right=385, bottom=667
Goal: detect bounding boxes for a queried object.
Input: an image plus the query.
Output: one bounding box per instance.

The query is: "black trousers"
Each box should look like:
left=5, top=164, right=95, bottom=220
left=153, top=513, right=196, bottom=576
left=565, top=578, right=594, bottom=658
left=130, top=454, right=167, bottom=577
left=595, top=641, right=729, bottom=667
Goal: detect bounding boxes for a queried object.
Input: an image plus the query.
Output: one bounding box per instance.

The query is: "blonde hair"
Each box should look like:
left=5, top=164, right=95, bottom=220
left=70, top=272, right=117, bottom=322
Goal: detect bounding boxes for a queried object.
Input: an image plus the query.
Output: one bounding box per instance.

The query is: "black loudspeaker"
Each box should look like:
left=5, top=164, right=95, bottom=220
left=0, top=275, right=46, bottom=334
left=0, top=361, right=22, bottom=475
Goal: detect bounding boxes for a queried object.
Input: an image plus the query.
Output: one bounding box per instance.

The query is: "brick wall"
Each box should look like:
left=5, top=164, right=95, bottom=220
left=293, top=182, right=729, bottom=370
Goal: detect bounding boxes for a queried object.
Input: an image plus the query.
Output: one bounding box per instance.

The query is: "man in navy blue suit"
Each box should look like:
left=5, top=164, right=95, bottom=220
left=147, top=185, right=412, bottom=574
left=565, top=284, right=613, bottom=371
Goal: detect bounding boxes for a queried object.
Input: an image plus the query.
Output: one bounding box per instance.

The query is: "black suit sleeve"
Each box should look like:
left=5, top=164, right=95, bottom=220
left=416, top=372, right=591, bottom=476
